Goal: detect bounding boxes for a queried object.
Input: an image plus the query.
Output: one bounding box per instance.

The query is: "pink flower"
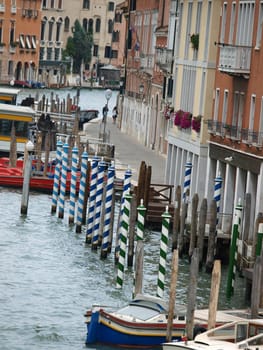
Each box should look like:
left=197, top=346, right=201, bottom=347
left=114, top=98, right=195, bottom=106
left=174, top=109, right=184, bottom=126
left=180, top=112, right=192, bottom=129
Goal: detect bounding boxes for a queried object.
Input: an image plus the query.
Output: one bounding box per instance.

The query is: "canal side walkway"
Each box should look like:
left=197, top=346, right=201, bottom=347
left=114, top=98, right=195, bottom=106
left=84, top=117, right=167, bottom=186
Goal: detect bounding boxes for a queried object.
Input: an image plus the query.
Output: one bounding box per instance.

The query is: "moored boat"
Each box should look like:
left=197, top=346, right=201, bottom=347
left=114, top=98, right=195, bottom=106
left=162, top=318, right=263, bottom=350
left=84, top=294, right=249, bottom=348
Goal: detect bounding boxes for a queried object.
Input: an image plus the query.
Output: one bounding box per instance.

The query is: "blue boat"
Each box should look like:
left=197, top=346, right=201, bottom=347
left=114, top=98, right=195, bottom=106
left=85, top=294, right=199, bottom=348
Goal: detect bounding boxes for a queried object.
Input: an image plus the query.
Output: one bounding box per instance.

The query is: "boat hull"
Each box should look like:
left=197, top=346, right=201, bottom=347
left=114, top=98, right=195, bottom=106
left=86, top=309, right=186, bottom=347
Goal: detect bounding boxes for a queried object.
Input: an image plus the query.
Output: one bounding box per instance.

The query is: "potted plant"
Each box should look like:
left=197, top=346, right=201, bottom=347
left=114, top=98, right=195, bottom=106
left=180, top=112, right=192, bottom=129
left=174, top=109, right=184, bottom=126
left=190, top=33, right=199, bottom=50
left=192, top=115, right=202, bottom=132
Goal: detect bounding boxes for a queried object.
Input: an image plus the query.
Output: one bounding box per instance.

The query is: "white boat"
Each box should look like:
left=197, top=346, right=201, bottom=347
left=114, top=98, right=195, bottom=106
left=163, top=318, right=263, bottom=350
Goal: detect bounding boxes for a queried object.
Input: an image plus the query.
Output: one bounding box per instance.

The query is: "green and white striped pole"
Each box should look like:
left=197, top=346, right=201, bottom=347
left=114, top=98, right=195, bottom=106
left=157, top=205, right=171, bottom=298
left=116, top=193, right=132, bottom=289
left=226, top=199, right=242, bottom=298
left=133, top=199, right=146, bottom=298
left=136, top=199, right=146, bottom=241
left=256, top=223, right=263, bottom=256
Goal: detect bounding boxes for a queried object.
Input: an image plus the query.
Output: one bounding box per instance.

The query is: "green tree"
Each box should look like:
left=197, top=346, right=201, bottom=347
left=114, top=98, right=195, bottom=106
left=63, top=19, right=93, bottom=75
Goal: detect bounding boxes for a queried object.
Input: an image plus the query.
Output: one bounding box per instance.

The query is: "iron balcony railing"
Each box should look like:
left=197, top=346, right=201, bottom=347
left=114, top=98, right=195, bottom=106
left=155, top=47, right=173, bottom=73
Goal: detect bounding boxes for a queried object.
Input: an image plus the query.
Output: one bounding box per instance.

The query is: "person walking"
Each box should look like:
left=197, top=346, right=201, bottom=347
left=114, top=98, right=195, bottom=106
left=112, top=106, right=118, bottom=124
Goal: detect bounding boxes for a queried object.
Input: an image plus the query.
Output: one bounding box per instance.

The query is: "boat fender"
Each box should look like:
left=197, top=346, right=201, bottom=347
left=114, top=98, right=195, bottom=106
left=193, top=325, right=206, bottom=338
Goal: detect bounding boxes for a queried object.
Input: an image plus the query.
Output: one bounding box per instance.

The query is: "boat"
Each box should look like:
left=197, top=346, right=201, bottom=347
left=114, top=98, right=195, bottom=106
left=0, top=157, right=79, bottom=193
left=162, top=318, right=263, bottom=350
left=84, top=294, right=249, bottom=348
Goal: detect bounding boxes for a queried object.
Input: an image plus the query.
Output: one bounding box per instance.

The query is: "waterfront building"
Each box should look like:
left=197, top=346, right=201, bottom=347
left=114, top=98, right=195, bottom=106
left=206, top=0, right=263, bottom=237
left=0, top=0, right=42, bottom=85
left=39, top=0, right=124, bottom=87
left=165, top=0, right=221, bottom=201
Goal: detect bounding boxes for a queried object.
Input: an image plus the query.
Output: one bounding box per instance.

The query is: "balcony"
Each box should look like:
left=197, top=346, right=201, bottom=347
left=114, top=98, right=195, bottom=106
left=218, top=44, right=252, bottom=77
left=11, top=6, right=16, bottom=14
left=241, top=129, right=263, bottom=148
left=140, top=54, right=154, bottom=72
left=155, top=47, right=173, bottom=73
left=207, top=120, right=242, bottom=141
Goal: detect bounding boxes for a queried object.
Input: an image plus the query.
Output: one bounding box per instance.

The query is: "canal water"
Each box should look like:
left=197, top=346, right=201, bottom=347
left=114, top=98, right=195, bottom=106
left=1, top=87, right=248, bottom=349
left=0, top=187, right=248, bottom=350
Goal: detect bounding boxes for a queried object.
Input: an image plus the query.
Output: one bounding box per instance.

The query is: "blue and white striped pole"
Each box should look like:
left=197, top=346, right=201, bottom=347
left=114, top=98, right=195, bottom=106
left=214, top=173, right=223, bottom=226
left=58, top=143, right=69, bottom=219
left=86, top=155, right=99, bottom=244
left=76, top=150, right=88, bottom=233
left=101, top=162, right=115, bottom=259
left=183, top=161, right=192, bottom=201
left=51, top=139, right=63, bottom=213
left=92, top=159, right=106, bottom=250
left=68, top=145, right=79, bottom=224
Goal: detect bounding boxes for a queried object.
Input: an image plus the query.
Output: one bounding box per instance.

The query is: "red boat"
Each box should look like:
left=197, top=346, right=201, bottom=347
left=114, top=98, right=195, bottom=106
left=0, top=157, right=79, bottom=193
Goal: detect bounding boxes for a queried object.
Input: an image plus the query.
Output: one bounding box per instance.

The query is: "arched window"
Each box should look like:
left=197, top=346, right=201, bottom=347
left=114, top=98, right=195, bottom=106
left=83, top=18, right=88, bottom=32
left=58, top=0, right=62, bottom=10
left=41, top=17, right=47, bottom=40
left=88, top=18, right=93, bottom=33
left=108, top=19, right=113, bottom=33
left=64, top=16, right=70, bottom=32
left=56, top=18, right=63, bottom=41
left=48, top=17, right=55, bottom=41
left=95, top=18, right=101, bottom=33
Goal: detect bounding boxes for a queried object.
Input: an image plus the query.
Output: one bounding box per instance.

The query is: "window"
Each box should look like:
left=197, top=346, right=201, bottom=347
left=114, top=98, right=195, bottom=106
left=48, top=18, right=55, bottom=41
left=83, top=18, right=88, bottom=31
left=47, top=47, right=52, bottom=59
left=229, top=2, right=236, bottom=44
left=54, top=47, right=60, bottom=60
left=9, top=21, right=15, bottom=44
left=42, top=0, right=47, bottom=8
left=259, top=97, right=263, bottom=140
left=40, top=47, right=44, bottom=60
left=8, top=60, right=13, bottom=75
left=104, top=45, right=111, bottom=58
left=93, top=44, right=98, bottom=56
left=220, top=2, right=227, bottom=43
left=0, top=21, right=2, bottom=43
left=184, top=2, right=192, bottom=59
left=83, top=0, right=90, bottom=9
left=88, top=18, right=93, bottom=33
left=167, top=78, right=173, bottom=98
left=256, top=2, right=263, bottom=48
left=95, top=18, right=101, bottom=32
left=222, top=90, right=229, bottom=125
left=236, top=1, right=255, bottom=46
left=108, top=1, right=114, bottom=11
left=25, top=35, right=31, bottom=49
left=108, top=19, right=113, bottom=33
left=31, top=35, right=36, bottom=49
left=249, top=94, right=256, bottom=130
left=64, top=17, right=70, bottom=32
left=41, top=19, right=47, bottom=40
left=50, top=0, right=54, bottom=8
left=111, top=50, right=118, bottom=58
left=112, top=30, right=119, bottom=42
left=58, top=0, right=62, bottom=9
left=213, top=88, right=220, bottom=121
left=115, top=12, right=122, bottom=23
left=56, top=19, right=62, bottom=41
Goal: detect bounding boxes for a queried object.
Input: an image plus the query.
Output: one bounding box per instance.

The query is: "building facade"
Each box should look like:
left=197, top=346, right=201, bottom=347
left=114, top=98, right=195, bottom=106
left=206, top=0, right=263, bottom=237
left=0, top=0, right=42, bottom=85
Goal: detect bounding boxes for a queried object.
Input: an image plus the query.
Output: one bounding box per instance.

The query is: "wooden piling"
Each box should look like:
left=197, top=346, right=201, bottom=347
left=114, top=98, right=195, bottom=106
left=178, top=201, right=188, bottom=257
left=144, top=165, right=152, bottom=210
left=166, top=249, right=178, bottom=342
left=172, top=186, right=181, bottom=250
left=186, top=248, right=199, bottom=340
left=9, top=122, right=17, bottom=168
left=134, top=240, right=144, bottom=296
left=189, top=193, right=199, bottom=260
left=251, top=254, right=263, bottom=318
left=197, top=198, right=207, bottom=269
left=205, top=200, right=217, bottom=273
left=127, top=195, right=136, bottom=267
left=207, top=260, right=221, bottom=329
left=136, top=161, right=146, bottom=207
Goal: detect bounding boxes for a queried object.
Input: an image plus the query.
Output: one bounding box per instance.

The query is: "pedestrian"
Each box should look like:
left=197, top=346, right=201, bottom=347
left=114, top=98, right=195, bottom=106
left=112, top=106, right=118, bottom=124
left=102, top=104, right=108, bottom=123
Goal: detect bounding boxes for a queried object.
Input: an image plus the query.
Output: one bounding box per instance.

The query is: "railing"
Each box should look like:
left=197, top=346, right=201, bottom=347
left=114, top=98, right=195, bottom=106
left=219, top=44, right=252, bottom=75
left=155, top=47, right=173, bottom=73
left=140, top=54, right=154, bottom=71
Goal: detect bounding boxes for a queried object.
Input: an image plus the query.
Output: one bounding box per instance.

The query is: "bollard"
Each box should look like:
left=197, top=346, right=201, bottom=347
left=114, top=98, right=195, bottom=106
left=101, top=162, right=115, bottom=259
left=68, top=145, right=79, bottom=224
left=86, top=156, right=99, bottom=244
left=226, top=199, right=242, bottom=298
left=76, top=150, right=88, bottom=233
left=58, top=143, right=69, bottom=219
left=157, top=206, right=171, bottom=298
left=116, top=193, right=132, bottom=289
left=51, top=139, right=63, bottom=214
left=91, top=159, right=106, bottom=250
left=183, top=161, right=192, bottom=201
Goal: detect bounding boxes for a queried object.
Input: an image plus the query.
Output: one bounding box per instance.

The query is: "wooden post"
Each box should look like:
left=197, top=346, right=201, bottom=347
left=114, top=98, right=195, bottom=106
left=144, top=165, right=152, bottom=210
left=166, top=249, right=178, bottom=342
left=208, top=260, right=221, bottom=329
left=136, top=161, right=146, bottom=207
left=197, top=198, right=207, bottom=269
left=43, top=131, right=51, bottom=177
left=189, top=193, right=199, bottom=260
left=134, top=240, right=144, bottom=296
left=251, top=254, right=263, bottom=318
left=178, top=201, right=188, bottom=257
left=9, top=122, right=17, bottom=167
left=172, top=186, right=181, bottom=250
left=205, top=200, right=217, bottom=273
left=186, top=248, right=199, bottom=340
